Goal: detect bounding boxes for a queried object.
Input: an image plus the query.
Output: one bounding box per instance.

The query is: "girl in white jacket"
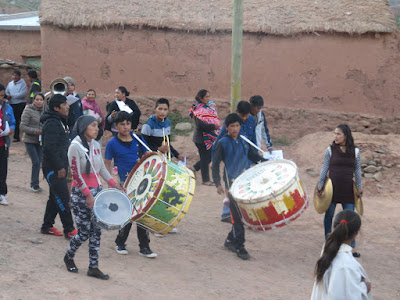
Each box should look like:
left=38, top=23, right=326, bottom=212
left=311, top=210, right=372, bottom=299
left=64, top=116, right=123, bottom=280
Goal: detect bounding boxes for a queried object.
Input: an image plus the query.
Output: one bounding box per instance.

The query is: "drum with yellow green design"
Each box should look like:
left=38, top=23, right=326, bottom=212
left=124, top=152, right=195, bottom=235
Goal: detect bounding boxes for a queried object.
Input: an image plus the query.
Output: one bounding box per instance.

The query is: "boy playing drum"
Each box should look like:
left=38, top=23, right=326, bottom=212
left=104, top=111, right=157, bottom=258
left=212, top=113, right=266, bottom=260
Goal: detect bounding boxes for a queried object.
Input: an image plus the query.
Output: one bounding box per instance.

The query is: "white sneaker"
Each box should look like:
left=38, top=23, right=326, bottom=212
left=139, top=247, right=157, bottom=258
left=115, top=245, right=128, bottom=255
left=154, top=233, right=164, bottom=238
left=0, top=195, right=8, bottom=206
left=168, top=228, right=178, bottom=234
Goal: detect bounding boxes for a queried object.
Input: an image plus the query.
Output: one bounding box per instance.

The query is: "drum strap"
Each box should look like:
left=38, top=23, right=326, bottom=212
left=84, top=151, right=102, bottom=187
left=72, top=139, right=103, bottom=187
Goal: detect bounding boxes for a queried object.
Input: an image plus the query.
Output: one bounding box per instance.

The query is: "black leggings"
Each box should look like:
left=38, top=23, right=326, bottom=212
left=194, top=142, right=211, bottom=182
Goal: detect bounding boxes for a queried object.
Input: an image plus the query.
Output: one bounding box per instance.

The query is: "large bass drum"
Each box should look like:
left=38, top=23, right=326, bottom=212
left=124, top=152, right=195, bottom=235
left=230, top=159, right=308, bottom=231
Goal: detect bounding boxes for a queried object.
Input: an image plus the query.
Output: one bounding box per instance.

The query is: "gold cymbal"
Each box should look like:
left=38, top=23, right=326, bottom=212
left=314, top=178, right=333, bottom=214
left=353, top=181, right=363, bottom=216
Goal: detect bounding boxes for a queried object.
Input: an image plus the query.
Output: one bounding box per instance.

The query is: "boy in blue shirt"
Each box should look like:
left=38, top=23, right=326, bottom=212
left=104, top=111, right=157, bottom=258
left=212, top=113, right=265, bottom=260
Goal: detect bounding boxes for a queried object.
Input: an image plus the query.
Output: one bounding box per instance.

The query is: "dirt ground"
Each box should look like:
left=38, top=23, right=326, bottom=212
left=0, top=132, right=399, bottom=300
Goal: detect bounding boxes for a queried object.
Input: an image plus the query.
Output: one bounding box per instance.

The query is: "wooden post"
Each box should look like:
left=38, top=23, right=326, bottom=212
left=230, top=0, right=243, bottom=113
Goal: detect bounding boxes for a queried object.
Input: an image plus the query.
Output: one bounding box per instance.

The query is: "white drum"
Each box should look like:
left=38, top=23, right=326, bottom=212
left=230, top=159, right=308, bottom=231
left=92, top=188, right=133, bottom=230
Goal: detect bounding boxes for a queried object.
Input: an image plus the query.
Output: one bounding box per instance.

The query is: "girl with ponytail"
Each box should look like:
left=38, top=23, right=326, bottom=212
left=65, top=116, right=123, bottom=280
left=311, top=210, right=372, bottom=299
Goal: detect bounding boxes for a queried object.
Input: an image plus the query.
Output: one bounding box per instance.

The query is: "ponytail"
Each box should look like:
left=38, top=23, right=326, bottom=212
left=195, top=89, right=208, bottom=102
left=315, top=210, right=361, bottom=282
left=79, top=133, right=92, bottom=175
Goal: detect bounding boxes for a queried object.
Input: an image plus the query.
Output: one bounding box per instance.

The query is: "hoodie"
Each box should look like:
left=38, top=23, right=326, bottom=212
left=141, top=114, right=179, bottom=157
left=40, top=110, right=70, bottom=171
left=68, top=136, right=116, bottom=196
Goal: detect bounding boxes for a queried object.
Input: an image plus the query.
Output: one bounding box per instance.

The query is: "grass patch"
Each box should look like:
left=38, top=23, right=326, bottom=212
left=273, top=136, right=292, bottom=147
left=168, top=111, right=194, bottom=140
left=396, top=16, right=400, bottom=29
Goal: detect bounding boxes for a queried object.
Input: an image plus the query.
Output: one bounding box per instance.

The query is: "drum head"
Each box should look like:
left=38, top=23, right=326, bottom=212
left=93, top=189, right=133, bottom=229
left=230, top=159, right=298, bottom=203
left=124, top=152, right=165, bottom=217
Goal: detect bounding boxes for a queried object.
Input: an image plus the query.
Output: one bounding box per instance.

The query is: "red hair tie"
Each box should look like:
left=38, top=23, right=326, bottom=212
left=340, top=220, right=347, bottom=225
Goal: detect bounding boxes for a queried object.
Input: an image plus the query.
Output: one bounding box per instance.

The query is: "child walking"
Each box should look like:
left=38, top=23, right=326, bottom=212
left=104, top=111, right=157, bottom=258
left=311, top=210, right=372, bottom=299
left=64, top=115, right=122, bottom=280
left=212, top=113, right=265, bottom=260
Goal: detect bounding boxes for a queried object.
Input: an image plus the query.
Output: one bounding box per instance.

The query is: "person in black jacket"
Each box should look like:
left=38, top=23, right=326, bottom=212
left=40, top=94, right=77, bottom=239
left=27, top=70, right=41, bottom=104
left=105, top=86, right=141, bottom=134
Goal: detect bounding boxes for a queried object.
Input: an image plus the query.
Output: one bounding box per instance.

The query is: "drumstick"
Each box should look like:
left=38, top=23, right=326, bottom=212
left=162, top=128, right=171, bottom=160
left=166, top=135, right=171, bottom=160
left=240, top=134, right=265, bottom=154
left=132, top=133, right=151, bottom=152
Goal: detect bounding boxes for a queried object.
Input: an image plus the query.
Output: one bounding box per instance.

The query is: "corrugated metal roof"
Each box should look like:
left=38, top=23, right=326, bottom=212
left=0, top=11, right=39, bottom=30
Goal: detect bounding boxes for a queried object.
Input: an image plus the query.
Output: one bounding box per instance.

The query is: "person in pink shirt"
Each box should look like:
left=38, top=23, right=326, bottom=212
left=82, top=89, right=104, bottom=142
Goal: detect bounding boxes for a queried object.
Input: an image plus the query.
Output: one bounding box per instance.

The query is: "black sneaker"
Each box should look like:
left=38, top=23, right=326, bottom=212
left=221, top=216, right=231, bottom=223
left=139, top=247, right=157, bottom=258
left=87, top=267, right=109, bottom=280
left=64, top=254, right=78, bottom=273
left=224, top=239, right=236, bottom=253
left=236, top=247, right=251, bottom=260
left=30, top=186, right=43, bottom=192
left=115, top=245, right=128, bottom=255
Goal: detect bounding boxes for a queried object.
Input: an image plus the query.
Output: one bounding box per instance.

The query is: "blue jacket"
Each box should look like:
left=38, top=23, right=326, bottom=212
left=141, top=114, right=179, bottom=157
left=212, top=114, right=256, bottom=168
left=0, top=102, right=16, bottom=148
left=211, top=134, right=265, bottom=188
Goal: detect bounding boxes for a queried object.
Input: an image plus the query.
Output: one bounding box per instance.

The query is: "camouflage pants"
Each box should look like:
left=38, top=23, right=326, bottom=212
left=66, top=186, right=102, bottom=268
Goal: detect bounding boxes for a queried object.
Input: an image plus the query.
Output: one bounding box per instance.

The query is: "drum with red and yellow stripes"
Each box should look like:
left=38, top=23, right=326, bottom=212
left=230, top=159, right=308, bottom=231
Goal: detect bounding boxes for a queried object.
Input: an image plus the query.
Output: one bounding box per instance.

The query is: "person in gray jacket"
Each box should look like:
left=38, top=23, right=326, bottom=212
left=20, top=93, right=45, bottom=192
left=5, top=70, right=27, bottom=142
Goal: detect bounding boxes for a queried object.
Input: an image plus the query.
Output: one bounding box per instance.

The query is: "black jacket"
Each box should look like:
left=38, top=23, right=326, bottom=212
left=192, top=117, right=216, bottom=144
left=105, top=98, right=141, bottom=131
left=40, top=110, right=70, bottom=172
left=28, top=79, right=41, bottom=103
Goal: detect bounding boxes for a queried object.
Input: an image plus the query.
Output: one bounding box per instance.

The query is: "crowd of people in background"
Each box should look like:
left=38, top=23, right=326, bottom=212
left=0, top=69, right=371, bottom=298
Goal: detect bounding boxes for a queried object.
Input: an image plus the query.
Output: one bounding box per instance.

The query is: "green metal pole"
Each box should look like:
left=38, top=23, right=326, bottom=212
left=231, top=0, right=243, bottom=113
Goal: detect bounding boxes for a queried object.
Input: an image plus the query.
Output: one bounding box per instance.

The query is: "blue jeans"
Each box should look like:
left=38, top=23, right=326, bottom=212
left=25, top=143, right=42, bottom=188
left=324, top=202, right=355, bottom=248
